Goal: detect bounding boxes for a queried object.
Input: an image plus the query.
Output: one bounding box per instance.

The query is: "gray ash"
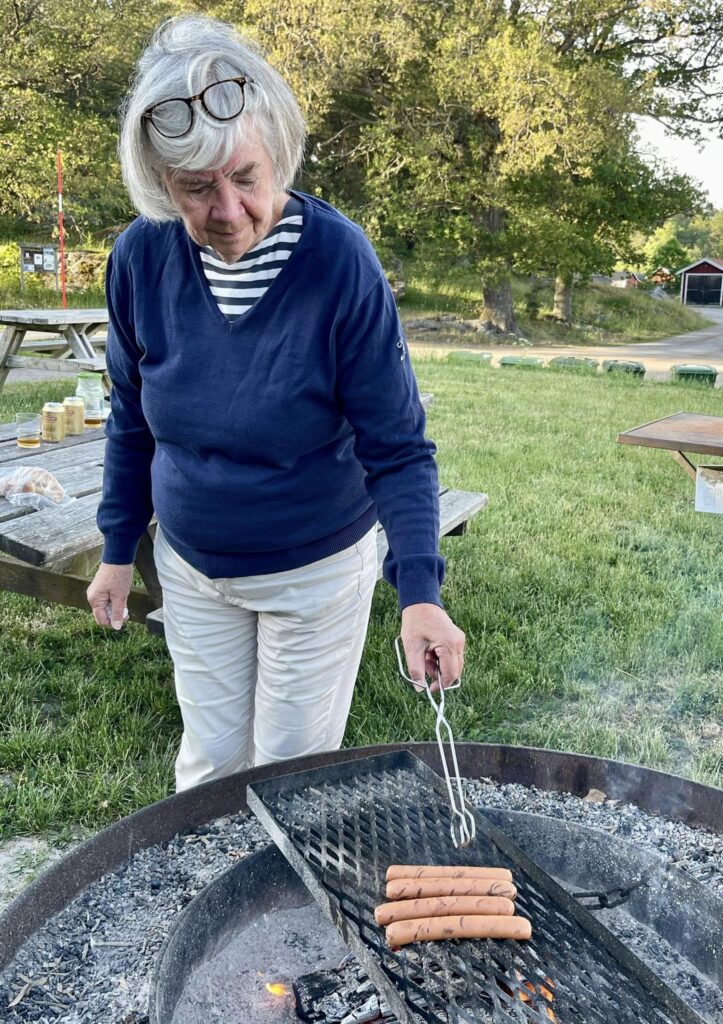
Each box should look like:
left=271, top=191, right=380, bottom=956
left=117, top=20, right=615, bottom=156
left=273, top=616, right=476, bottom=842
left=0, top=779, right=721, bottom=1022
left=464, top=777, right=723, bottom=895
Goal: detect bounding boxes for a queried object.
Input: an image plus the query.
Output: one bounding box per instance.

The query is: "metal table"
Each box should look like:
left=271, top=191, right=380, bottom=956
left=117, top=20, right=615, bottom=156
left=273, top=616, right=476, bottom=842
left=0, top=309, right=109, bottom=394
left=617, top=411, right=723, bottom=480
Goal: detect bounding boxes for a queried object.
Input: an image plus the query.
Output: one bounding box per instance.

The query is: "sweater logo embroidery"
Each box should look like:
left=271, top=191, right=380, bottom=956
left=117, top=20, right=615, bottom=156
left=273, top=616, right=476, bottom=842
left=397, top=336, right=407, bottom=362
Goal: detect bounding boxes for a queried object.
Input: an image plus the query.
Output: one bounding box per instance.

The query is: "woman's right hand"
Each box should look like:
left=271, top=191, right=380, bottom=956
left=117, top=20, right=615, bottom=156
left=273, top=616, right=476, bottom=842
left=87, top=562, right=134, bottom=629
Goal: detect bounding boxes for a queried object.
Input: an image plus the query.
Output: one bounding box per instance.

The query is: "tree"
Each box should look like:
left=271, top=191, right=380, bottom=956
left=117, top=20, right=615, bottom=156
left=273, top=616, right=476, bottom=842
left=240, top=0, right=719, bottom=333
left=0, top=0, right=178, bottom=236
left=646, top=237, right=690, bottom=275
left=510, top=145, right=701, bottom=321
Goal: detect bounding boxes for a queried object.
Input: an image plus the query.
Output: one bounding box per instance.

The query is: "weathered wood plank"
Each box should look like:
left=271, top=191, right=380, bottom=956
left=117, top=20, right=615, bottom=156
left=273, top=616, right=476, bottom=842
left=146, top=488, right=488, bottom=636
left=0, top=557, right=155, bottom=623
left=0, top=424, right=20, bottom=443
left=17, top=338, right=106, bottom=355
left=0, top=427, right=106, bottom=458
left=52, top=462, right=105, bottom=495
left=0, top=492, right=103, bottom=566
left=374, top=489, right=488, bottom=566
left=0, top=310, right=108, bottom=326
left=0, top=437, right=106, bottom=469
left=18, top=338, right=70, bottom=353
left=0, top=325, right=24, bottom=390
left=0, top=464, right=105, bottom=526
left=5, top=355, right=106, bottom=373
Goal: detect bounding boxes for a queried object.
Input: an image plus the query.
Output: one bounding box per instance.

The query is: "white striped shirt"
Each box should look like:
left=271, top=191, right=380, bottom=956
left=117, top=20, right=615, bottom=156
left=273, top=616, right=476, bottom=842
left=200, top=196, right=304, bottom=322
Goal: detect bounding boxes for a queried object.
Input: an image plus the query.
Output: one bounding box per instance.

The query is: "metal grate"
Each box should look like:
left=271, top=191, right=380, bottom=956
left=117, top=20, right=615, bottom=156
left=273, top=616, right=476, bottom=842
left=247, top=751, right=705, bottom=1024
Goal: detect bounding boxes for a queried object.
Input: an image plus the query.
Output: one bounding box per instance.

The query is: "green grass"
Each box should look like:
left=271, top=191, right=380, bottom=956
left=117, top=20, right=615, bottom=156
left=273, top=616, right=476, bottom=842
left=397, top=256, right=708, bottom=345
left=1, top=367, right=722, bottom=838
left=0, top=283, right=106, bottom=310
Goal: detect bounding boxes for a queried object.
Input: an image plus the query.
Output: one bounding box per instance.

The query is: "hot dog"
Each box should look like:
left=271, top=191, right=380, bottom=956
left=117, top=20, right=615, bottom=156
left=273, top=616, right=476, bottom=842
left=386, top=865, right=513, bottom=883
left=386, top=914, right=532, bottom=947
left=375, top=895, right=515, bottom=926
left=386, top=877, right=517, bottom=901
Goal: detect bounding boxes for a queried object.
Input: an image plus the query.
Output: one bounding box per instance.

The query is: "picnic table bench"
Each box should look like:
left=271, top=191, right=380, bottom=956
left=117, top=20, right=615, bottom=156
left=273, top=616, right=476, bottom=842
left=0, top=394, right=488, bottom=637
left=0, top=309, right=110, bottom=393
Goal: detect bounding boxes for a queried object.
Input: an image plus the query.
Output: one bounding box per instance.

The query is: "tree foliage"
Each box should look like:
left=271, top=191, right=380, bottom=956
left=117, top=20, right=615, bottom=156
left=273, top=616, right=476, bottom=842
left=643, top=209, right=723, bottom=267
left=0, top=0, right=177, bottom=235
left=241, top=0, right=718, bottom=327
left=1, top=0, right=721, bottom=330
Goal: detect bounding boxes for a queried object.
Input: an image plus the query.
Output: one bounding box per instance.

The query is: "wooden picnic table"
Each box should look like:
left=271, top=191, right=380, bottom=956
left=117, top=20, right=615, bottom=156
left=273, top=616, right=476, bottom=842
left=617, top=412, right=723, bottom=481
left=0, top=394, right=488, bottom=635
left=0, top=309, right=109, bottom=394
left=0, top=417, right=161, bottom=623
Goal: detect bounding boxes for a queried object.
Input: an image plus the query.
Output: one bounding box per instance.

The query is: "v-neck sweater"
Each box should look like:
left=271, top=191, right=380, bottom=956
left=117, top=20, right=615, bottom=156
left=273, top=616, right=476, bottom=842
left=98, top=191, right=444, bottom=609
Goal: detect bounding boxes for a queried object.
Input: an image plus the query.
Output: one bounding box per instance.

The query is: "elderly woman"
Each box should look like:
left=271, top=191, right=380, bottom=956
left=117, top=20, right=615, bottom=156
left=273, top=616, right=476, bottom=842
left=87, top=14, right=465, bottom=791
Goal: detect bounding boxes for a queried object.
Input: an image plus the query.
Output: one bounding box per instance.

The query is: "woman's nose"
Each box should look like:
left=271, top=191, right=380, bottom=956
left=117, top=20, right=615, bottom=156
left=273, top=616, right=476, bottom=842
left=211, top=180, right=243, bottom=222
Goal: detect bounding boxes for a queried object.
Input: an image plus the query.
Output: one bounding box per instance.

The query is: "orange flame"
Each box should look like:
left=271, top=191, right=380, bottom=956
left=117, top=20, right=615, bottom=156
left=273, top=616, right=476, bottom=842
left=265, top=982, right=290, bottom=998
left=516, top=972, right=556, bottom=1022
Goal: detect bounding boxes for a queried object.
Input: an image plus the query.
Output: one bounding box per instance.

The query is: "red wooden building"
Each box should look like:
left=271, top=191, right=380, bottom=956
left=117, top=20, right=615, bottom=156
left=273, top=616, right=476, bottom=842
left=678, top=257, right=723, bottom=305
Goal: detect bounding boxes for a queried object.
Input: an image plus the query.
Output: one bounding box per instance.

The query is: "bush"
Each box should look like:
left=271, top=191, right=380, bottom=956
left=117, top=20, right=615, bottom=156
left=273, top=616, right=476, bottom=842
left=0, top=243, right=19, bottom=291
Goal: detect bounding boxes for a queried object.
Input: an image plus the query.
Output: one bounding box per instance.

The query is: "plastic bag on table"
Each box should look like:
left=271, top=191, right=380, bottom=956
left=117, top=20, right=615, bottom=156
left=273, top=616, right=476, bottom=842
left=0, top=466, right=75, bottom=510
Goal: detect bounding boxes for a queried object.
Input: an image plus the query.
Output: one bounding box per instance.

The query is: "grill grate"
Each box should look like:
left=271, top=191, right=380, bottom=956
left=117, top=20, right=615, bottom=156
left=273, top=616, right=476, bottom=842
left=247, top=750, right=705, bottom=1024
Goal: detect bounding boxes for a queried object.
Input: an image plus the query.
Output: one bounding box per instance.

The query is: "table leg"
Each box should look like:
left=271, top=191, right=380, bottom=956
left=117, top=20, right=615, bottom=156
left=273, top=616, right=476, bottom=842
left=0, top=326, right=26, bottom=391
left=134, top=529, right=163, bottom=608
left=671, top=450, right=697, bottom=481
left=63, top=324, right=98, bottom=361
left=83, top=322, right=107, bottom=345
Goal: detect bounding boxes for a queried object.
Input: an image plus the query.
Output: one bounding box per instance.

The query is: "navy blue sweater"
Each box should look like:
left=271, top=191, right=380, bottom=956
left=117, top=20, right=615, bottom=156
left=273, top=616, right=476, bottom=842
left=98, top=191, right=445, bottom=608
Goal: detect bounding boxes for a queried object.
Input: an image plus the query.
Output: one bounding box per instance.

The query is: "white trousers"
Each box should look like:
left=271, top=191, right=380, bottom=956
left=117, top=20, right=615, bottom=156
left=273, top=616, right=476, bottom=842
left=153, top=526, right=378, bottom=791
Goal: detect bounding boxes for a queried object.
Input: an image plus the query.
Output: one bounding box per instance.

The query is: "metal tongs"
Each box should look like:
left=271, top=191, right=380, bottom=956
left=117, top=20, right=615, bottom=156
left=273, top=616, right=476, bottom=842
left=395, top=636, right=476, bottom=849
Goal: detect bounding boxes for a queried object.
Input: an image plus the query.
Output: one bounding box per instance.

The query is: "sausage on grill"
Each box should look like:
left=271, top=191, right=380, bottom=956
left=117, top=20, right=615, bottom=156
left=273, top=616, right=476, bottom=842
left=386, top=865, right=513, bottom=883
left=386, top=877, right=517, bottom=901
left=375, top=895, right=515, bottom=926
left=386, top=914, right=532, bottom=947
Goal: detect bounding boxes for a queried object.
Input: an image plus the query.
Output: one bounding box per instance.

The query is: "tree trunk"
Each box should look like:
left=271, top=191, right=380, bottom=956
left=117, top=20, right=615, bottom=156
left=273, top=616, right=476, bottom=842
left=480, top=206, right=520, bottom=335
left=552, top=276, right=573, bottom=322
left=481, top=278, right=519, bottom=334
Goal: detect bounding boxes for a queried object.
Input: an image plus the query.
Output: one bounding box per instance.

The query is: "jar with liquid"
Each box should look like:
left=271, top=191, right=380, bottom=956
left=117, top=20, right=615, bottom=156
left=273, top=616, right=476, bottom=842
left=76, top=373, right=104, bottom=428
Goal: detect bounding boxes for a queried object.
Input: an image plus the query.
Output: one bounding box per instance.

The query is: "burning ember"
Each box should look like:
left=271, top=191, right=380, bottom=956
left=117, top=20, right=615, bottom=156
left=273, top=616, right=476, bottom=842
left=265, top=981, right=291, bottom=998
left=497, top=971, right=557, bottom=1021
left=516, top=971, right=556, bottom=1021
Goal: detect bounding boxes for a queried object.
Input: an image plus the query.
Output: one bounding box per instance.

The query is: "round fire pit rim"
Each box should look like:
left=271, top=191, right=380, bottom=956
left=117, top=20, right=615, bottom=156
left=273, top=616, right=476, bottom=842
left=1, top=741, right=720, bottom=973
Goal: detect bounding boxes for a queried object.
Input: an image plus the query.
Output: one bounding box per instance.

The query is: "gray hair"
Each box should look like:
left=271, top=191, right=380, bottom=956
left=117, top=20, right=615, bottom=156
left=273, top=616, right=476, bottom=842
left=119, top=15, right=307, bottom=222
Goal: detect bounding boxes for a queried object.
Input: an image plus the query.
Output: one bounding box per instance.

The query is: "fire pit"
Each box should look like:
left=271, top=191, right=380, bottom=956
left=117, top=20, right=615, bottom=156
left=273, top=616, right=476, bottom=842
left=0, top=744, right=721, bottom=1024
left=151, top=751, right=723, bottom=1024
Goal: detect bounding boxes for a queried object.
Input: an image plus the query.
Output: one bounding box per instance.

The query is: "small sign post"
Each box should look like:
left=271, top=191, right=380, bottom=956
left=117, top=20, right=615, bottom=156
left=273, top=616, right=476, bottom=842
left=19, top=242, right=59, bottom=293
left=57, top=149, right=67, bottom=308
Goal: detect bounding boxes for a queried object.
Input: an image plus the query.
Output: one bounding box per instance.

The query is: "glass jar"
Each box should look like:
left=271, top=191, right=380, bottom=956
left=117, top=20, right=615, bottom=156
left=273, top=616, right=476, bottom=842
left=76, top=373, right=104, bottom=427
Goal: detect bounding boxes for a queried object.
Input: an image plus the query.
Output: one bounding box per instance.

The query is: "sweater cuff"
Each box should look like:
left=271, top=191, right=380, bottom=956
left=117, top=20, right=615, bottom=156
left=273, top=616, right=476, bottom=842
left=385, top=554, right=445, bottom=610
left=102, top=534, right=141, bottom=565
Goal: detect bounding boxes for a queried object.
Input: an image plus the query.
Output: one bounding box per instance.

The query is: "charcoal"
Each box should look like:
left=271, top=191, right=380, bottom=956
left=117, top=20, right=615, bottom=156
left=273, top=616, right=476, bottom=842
left=294, top=970, right=344, bottom=1021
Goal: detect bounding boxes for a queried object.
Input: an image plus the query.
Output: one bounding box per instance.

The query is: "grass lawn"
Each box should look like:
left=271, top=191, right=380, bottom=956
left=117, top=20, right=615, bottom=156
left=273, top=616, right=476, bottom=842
left=398, top=256, right=708, bottom=345
left=0, top=366, right=721, bottom=840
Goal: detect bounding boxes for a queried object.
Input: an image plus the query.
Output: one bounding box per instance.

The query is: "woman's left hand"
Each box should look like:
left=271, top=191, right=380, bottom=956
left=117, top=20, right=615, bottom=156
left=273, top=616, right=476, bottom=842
left=400, top=603, right=465, bottom=692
